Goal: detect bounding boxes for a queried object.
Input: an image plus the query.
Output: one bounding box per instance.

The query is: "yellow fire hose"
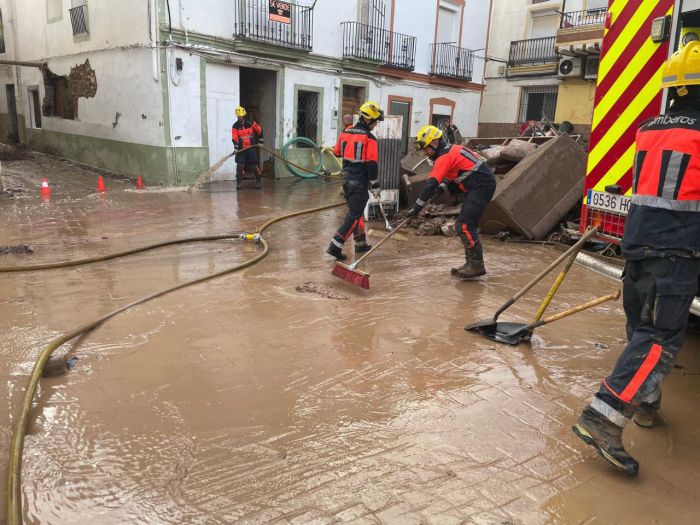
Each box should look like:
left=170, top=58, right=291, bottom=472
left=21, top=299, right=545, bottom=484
left=5, top=149, right=347, bottom=524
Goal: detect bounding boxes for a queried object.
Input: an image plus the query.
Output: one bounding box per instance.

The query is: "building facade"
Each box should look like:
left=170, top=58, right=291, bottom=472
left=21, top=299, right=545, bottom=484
left=479, top=0, right=605, bottom=139
left=0, top=0, right=491, bottom=185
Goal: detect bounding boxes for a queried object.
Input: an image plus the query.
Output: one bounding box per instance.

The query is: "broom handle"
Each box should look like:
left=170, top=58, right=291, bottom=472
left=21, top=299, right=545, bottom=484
left=350, top=216, right=411, bottom=269
left=528, top=289, right=621, bottom=329
left=491, top=226, right=598, bottom=320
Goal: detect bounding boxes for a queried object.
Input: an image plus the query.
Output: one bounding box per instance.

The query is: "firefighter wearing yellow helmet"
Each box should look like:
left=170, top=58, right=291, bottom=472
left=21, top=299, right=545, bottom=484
left=408, top=124, right=496, bottom=278
left=231, top=105, right=264, bottom=190
left=573, top=40, right=700, bottom=478
left=326, top=101, right=384, bottom=261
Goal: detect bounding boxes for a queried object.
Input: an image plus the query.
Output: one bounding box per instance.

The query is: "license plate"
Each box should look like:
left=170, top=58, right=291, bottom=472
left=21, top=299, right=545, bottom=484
left=586, top=190, right=631, bottom=215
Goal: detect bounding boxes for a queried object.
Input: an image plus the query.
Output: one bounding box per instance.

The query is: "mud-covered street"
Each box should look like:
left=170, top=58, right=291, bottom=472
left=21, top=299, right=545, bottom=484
left=2, top=153, right=700, bottom=524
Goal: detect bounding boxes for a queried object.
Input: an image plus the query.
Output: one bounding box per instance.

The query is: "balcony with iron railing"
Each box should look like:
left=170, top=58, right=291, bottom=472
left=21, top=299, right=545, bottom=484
left=430, top=43, right=474, bottom=81
left=559, top=9, right=607, bottom=29
left=508, top=36, right=559, bottom=68
left=556, top=8, right=606, bottom=53
left=234, top=0, right=313, bottom=51
left=341, top=22, right=416, bottom=71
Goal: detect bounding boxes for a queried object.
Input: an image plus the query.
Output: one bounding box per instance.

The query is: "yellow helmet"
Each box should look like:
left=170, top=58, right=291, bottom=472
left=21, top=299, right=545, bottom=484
left=415, top=125, right=444, bottom=150
left=661, top=40, right=700, bottom=94
left=235, top=106, right=247, bottom=117
left=359, top=101, right=384, bottom=121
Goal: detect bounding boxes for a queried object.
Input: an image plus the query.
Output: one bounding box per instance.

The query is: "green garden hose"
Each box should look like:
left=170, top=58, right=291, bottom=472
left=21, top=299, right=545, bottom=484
left=280, top=137, right=324, bottom=178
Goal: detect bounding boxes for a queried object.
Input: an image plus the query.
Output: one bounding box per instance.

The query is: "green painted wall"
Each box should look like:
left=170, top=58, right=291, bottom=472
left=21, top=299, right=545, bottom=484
left=24, top=128, right=208, bottom=186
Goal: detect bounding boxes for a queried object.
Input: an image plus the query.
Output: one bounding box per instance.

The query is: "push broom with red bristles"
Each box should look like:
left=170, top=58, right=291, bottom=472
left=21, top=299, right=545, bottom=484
left=331, top=216, right=411, bottom=289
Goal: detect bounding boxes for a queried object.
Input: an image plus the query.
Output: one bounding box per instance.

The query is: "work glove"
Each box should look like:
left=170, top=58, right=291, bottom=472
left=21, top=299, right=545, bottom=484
left=406, top=204, right=422, bottom=218
left=370, top=180, right=381, bottom=198
left=435, top=182, right=448, bottom=196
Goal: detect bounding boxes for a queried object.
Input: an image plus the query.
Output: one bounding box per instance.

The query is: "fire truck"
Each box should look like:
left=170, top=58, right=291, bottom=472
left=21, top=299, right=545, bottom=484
left=581, top=0, right=700, bottom=242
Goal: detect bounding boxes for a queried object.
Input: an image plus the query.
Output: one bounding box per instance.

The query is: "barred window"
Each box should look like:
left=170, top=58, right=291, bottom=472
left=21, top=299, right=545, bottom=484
left=519, top=86, right=558, bottom=122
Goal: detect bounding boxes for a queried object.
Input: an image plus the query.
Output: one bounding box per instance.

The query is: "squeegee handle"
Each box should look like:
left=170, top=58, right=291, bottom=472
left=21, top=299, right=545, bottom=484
left=492, top=226, right=599, bottom=319
left=528, top=289, right=620, bottom=330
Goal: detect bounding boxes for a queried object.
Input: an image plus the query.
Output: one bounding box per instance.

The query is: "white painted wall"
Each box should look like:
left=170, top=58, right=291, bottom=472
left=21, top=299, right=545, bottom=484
left=480, top=0, right=562, bottom=125
left=6, top=0, right=150, bottom=61
left=167, top=49, right=203, bottom=148
left=15, top=48, right=165, bottom=146
left=312, top=0, right=359, bottom=58
left=462, top=0, right=491, bottom=84
left=282, top=66, right=381, bottom=148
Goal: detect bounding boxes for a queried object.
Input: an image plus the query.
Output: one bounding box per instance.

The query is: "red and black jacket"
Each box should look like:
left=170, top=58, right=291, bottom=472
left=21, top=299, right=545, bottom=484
left=333, top=120, right=378, bottom=183
left=622, top=106, right=700, bottom=259
left=416, top=144, right=491, bottom=205
left=232, top=118, right=263, bottom=149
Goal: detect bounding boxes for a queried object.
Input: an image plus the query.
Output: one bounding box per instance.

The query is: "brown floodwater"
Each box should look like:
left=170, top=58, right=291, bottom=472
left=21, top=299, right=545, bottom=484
left=2, top=155, right=700, bottom=524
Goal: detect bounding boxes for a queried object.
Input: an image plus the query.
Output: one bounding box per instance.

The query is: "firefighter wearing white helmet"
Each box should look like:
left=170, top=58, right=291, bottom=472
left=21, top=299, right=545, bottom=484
left=408, top=124, right=496, bottom=279
left=326, top=101, right=384, bottom=261
left=573, top=40, right=700, bottom=477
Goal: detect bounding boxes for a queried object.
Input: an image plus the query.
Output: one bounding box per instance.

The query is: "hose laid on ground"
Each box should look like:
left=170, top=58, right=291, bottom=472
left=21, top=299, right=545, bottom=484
left=6, top=199, right=344, bottom=525
left=0, top=234, right=246, bottom=273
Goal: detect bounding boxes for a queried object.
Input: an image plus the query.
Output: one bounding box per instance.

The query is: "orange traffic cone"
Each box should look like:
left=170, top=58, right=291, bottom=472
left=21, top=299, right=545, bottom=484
left=97, top=175, right=106, bottom=192
left=136, top=175, right=144, bottom=189
left=40, top=177, right=51, bottom=196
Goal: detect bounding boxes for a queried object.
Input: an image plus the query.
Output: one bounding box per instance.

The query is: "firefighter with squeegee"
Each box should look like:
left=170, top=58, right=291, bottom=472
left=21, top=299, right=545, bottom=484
left=326, top=101, right=384, bottom=261
left=407, top=125, right=496, bottom=279
left=573, top=41, right=700, bottom=477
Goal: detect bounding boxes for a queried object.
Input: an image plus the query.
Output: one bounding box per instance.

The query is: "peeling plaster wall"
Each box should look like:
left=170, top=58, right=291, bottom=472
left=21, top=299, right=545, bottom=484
left=18, top=48, right=165, bottom=147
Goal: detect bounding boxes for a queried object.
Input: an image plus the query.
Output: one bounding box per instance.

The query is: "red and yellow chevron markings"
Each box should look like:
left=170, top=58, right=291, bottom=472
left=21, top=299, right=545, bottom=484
left=585, top=0, right=674, bottom=196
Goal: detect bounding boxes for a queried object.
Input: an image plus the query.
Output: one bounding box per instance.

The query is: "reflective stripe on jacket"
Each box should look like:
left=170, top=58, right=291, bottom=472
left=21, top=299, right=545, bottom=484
left=232, top=118, right=263, bottom=149
left=333, top=120, right=379, bottom=182
left=622, top=107, right=700, bottom=259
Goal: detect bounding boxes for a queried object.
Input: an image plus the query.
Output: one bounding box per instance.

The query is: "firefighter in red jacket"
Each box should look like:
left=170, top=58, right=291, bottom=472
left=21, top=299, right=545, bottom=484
left=573, top=42, right=700, bottom=476
left=407, top=125, right=496, bottom=278
left=326, top=101, right=384, bottom=261
left=231, top=106, right=263, bottom=190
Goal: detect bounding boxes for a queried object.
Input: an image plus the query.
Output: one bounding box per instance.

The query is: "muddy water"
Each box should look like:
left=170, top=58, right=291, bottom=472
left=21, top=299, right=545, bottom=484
left=2, top=156, right=700, bottom=524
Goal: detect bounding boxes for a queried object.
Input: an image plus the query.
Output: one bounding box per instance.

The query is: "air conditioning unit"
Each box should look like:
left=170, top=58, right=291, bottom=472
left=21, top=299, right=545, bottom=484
left=558, top=57, right=584, bottom=79
left=585, top=56, right=600, bottom=79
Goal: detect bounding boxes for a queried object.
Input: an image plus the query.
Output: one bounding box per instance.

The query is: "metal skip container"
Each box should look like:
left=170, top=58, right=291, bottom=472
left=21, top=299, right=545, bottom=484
left=480, top=133, right=586, bottom=240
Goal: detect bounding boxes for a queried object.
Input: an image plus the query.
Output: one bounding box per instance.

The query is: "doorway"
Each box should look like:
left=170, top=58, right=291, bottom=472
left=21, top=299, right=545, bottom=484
left=342, top=84, right=366, bottom=124
left=239, top=67, right=277, bottom=177
left=5, top=84, right=19, bottom=144
left=205, top=65, right=277, bottom=181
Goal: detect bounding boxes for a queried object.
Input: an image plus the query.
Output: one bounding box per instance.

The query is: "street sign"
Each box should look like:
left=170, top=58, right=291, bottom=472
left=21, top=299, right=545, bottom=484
left=269, top=0, right=291, bottom=24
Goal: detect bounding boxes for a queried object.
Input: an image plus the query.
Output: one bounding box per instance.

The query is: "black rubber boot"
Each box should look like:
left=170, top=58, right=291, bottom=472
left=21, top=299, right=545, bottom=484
left=572, top=406, right=639, bottom=476
left=236, top=166, right=244, bottom=190
left=633, top=394, right=661, bottom=428
left=254, top=176, right=262, bottom=190
left=326, top=242, right=347, bottom=261
left=354, top=234, right=372, bottom=254
left=455, top=241, right=486, bottom=279
left=451, top=234, right=472, bottom=275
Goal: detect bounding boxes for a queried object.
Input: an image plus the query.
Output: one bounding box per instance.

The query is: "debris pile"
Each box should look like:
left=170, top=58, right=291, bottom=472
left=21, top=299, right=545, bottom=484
left=399, top=133, right=587, bottom=240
